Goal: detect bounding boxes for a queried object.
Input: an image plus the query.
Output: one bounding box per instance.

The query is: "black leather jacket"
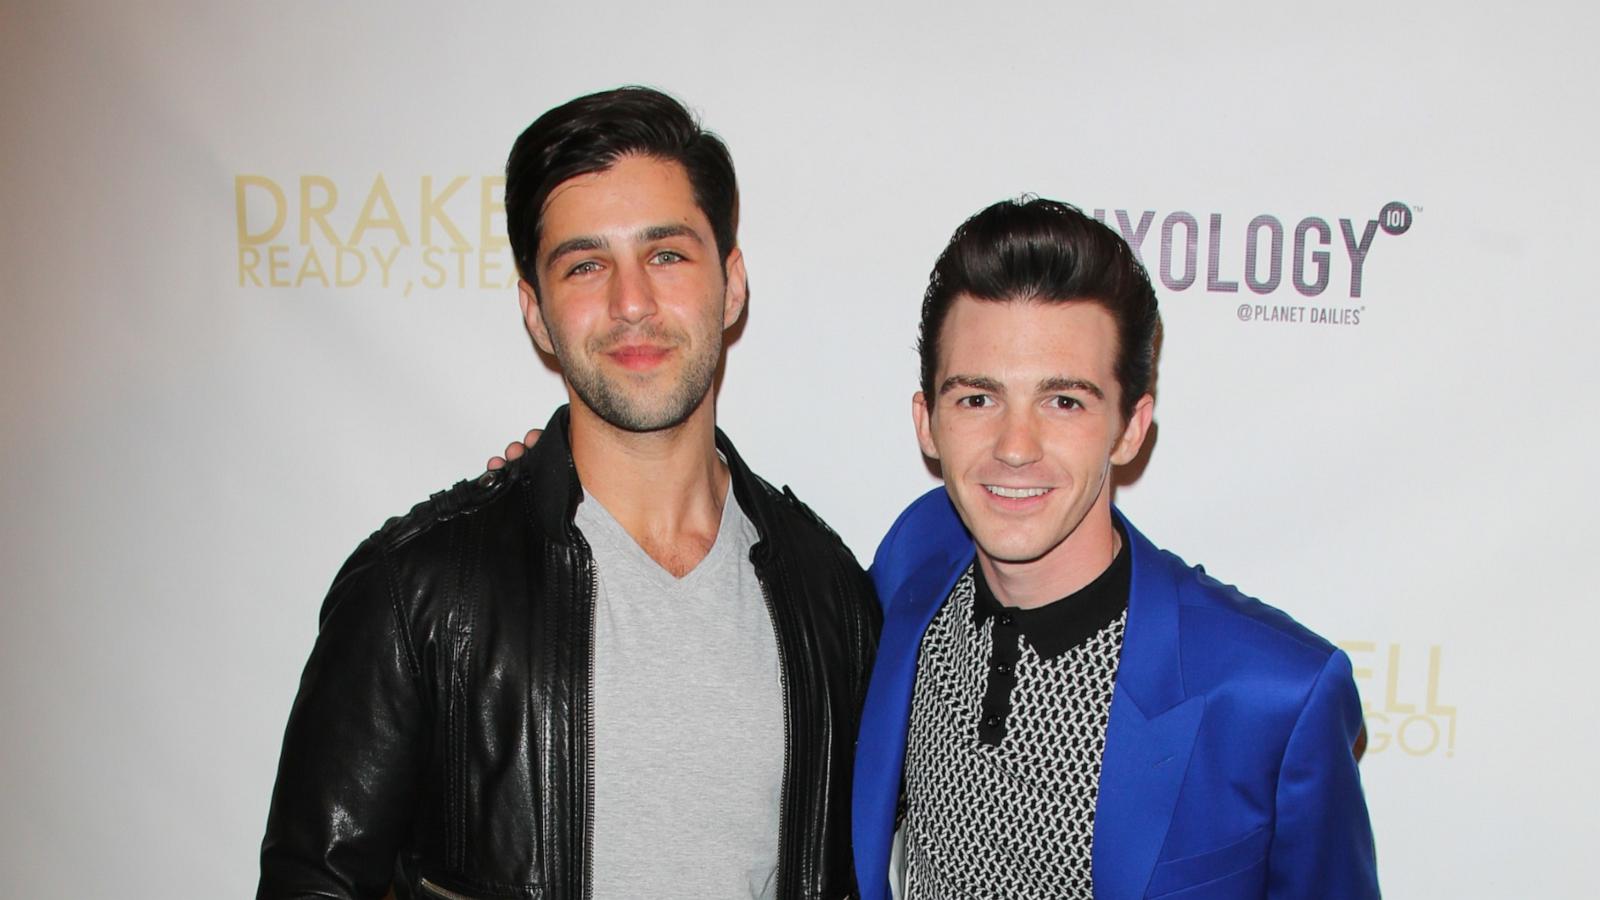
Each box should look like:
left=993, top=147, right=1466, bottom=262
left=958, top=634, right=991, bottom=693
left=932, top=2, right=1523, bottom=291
left=260, top=408, right=880, bottom=899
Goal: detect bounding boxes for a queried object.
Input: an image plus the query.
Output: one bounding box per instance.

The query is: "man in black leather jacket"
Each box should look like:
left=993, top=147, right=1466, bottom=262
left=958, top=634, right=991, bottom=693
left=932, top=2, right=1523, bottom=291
left=258, top=88, right=880, bottom=900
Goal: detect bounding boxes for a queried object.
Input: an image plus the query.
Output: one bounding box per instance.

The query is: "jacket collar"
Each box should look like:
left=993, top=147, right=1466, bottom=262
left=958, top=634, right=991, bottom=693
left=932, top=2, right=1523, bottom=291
left=516, top=405, right=585, bottom=543
left=1113, top=508, right=1188, bottom=717
left=717, top=425, right=781, bottom=566
left=513, top=405, right=776, bottom=554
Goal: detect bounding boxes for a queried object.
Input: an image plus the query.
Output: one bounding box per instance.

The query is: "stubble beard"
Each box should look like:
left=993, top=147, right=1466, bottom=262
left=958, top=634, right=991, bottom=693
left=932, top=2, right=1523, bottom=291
left=554, top=321, right=722, bottom=434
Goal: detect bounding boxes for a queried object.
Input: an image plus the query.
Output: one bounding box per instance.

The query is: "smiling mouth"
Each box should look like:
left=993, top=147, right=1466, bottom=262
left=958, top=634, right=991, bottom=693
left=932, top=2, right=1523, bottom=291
left=985, top=485, right=1052, bottom=499
left=607, top=345, right=672, bottom=369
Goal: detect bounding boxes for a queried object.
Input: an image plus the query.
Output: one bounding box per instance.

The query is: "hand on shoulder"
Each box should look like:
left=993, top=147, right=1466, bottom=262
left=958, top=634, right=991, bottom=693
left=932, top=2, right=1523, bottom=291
left=486, top=428, right=542, bottom=471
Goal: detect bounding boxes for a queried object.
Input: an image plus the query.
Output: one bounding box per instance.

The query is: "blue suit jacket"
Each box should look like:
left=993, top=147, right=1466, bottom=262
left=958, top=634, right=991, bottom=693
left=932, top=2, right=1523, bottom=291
left=853, top=489, right=1379, bottom=899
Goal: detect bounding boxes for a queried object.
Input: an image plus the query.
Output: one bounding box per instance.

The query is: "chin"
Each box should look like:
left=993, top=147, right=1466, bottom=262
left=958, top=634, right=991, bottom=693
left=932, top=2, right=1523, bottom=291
left=980, top=539, right=1057, bottom=566
left=960, top=521, right=1049, bottom=565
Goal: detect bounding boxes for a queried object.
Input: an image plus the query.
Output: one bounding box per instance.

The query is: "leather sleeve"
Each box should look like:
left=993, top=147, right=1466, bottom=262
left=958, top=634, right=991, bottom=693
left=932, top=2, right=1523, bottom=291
left=851, top=554, right=889, bottom=714
left=1265, top=649, right=1381, bottom=899
left=258, top=538, right=430, bottom=899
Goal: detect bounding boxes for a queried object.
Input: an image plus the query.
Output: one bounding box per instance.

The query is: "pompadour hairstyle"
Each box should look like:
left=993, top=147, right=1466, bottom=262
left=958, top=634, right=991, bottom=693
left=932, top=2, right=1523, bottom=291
left=917, top=197, right=1161, bottom=419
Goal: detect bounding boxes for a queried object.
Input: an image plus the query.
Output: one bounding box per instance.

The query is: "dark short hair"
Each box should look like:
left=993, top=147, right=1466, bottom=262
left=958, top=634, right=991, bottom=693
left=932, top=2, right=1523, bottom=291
left=917, top=197, right=1161, bottom=420
left=505, top=86, right=739, bottom=291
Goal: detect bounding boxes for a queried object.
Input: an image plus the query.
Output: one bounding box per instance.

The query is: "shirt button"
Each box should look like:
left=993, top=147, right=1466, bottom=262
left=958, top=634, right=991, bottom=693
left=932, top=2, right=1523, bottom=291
left=983, top=715, right=1002, bottom=728
left=997, top=613, right=1014, bottom=626
left=994, top=663, right=1013, bottom=675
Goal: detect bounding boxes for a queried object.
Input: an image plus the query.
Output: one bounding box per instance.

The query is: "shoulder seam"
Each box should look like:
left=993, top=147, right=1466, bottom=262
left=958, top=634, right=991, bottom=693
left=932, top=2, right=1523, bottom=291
left=376, top=542, right=422, bottom=678
left=372, top=468, right=517, bottom=551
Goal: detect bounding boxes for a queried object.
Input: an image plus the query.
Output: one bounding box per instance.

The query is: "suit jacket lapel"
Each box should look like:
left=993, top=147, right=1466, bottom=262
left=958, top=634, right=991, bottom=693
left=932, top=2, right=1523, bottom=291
left=1092, top=511, right=1204, bottom=900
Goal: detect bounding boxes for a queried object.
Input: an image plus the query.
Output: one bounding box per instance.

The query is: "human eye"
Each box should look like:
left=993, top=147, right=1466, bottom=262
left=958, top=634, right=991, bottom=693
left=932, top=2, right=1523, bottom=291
left=954, top=394, right=993, bottom=409
left=565, top=259, right=601, bottom=278
left=1048, top=395, right=1083, bottom=411
left=649, top=249, right=687, bottom=265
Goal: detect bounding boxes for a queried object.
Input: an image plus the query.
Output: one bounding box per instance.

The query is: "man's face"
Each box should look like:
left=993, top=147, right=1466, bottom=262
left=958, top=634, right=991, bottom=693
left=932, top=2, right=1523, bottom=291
left=915, top=296, right=1152, bottom=571
left=519, top=154, right=747, bottom=433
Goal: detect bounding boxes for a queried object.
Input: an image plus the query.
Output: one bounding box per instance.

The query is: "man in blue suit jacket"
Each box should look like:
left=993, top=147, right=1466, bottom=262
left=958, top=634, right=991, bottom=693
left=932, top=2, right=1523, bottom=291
left=853, top=198, right=1378, bottom=899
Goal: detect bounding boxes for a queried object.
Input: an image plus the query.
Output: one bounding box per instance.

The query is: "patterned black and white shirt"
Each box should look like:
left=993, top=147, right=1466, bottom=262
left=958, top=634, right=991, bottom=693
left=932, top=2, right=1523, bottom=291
left=901, top=544, right=1130, bottom=900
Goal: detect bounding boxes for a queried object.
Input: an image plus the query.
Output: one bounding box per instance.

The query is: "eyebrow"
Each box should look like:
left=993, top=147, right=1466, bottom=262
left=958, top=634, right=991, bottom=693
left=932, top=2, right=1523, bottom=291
left=938, top=374, right=1003, bottom=396
left=1038, top=376, right=1104, bottom=400
left=543, top=235, right=606, bottom=270
left=937, top=373, right=1105, bottom=400
left=638, top=223, right=703, bottom=244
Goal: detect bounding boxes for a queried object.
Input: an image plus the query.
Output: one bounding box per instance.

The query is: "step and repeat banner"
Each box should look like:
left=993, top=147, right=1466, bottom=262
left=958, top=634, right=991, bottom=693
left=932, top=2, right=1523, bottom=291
left=3, top=2, right=1595, bottom=896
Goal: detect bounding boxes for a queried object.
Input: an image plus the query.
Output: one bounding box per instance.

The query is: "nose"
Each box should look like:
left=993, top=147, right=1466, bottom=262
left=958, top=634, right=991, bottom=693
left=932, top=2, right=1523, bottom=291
left=608, top=258, right=657, bottom=324
left=994, top=407, right=1043, bottom=468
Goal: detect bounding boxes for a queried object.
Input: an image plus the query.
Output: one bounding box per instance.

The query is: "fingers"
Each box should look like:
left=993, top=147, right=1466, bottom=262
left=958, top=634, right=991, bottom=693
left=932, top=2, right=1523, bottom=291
left=507, top=429, right=542, bottom=460
left=486, top=428, right=544, bottom=472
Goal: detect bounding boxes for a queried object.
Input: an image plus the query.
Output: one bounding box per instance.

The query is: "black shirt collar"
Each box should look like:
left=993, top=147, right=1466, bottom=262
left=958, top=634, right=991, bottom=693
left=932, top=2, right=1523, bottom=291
left=971, top=522, right=1131, bottom=661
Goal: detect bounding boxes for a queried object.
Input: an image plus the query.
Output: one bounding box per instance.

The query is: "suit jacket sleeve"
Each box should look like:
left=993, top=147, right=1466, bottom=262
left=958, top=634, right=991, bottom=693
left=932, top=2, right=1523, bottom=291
left=1266, top=648, right=1380, bottom=899
left=258, top=539, right=429, bottom=899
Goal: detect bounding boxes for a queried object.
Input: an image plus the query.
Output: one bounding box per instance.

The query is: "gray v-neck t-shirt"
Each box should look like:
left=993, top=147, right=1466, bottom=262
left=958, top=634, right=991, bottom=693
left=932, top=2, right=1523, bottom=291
left=577, top=487, right=784, bottom=899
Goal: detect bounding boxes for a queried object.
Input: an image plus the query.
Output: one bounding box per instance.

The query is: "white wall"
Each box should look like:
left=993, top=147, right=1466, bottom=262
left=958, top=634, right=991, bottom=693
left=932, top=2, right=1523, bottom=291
left=2, top=2, right=1595, bottom=895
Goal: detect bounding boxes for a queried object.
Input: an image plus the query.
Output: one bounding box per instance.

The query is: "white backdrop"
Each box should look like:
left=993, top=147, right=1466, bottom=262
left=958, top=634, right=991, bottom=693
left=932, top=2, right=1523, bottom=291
left=3, top=2, right=1597, bottom=896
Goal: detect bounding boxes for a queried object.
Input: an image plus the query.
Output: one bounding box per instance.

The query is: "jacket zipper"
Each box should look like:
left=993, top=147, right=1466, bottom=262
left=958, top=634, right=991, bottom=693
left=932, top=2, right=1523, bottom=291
left=576, top=539, right=599, bottom=900
left=758, top=571, right=793, bottom=899
left=418, top=876, right=480, bottom=900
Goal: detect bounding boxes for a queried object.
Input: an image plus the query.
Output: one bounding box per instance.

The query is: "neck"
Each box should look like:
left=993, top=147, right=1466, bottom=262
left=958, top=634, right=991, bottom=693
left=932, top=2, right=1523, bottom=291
left=977, top=501, right=1122, bottom=610
left=567, top=395, right=729, bottom=568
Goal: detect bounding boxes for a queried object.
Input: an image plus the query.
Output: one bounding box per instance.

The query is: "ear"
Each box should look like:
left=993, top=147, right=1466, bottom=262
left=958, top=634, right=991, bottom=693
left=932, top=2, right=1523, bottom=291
left=1110, top=392, right=1155, bottom=466
left=721, top=247, right=749, bottom=329
left=913, top=391, right=940, bottom=460
left=518, top=278, right=555, bottom=355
